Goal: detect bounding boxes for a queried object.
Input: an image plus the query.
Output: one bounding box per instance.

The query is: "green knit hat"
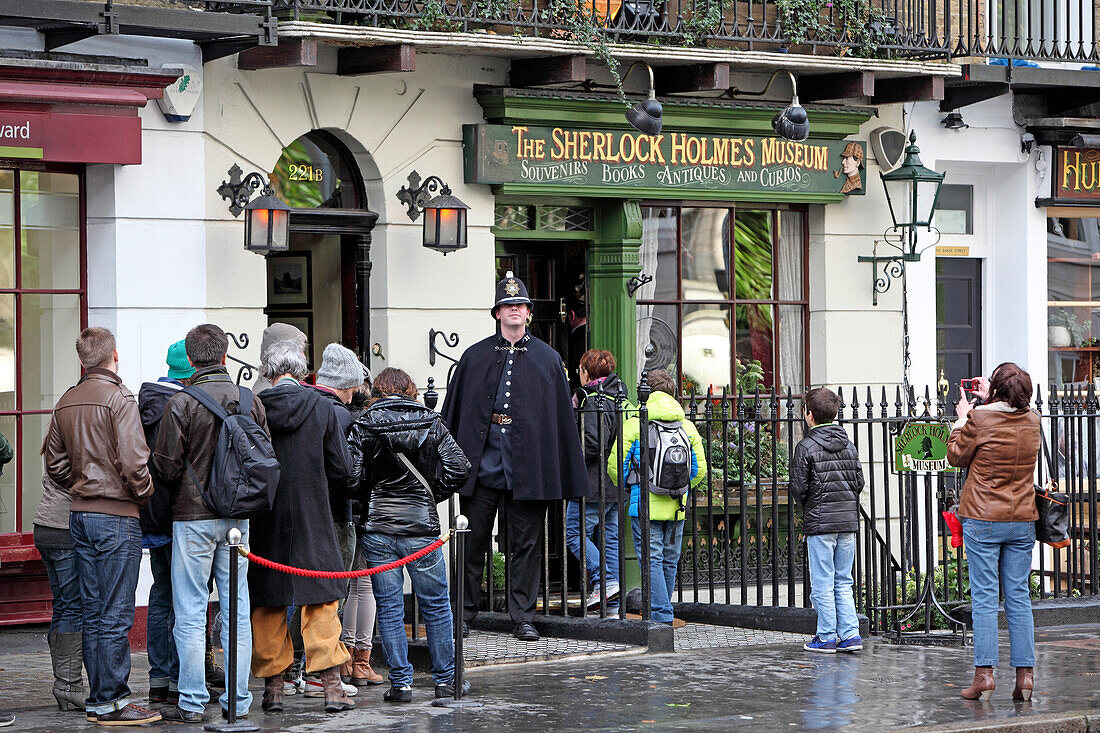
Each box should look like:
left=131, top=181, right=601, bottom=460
left=166, top=339, right=195, bottom=380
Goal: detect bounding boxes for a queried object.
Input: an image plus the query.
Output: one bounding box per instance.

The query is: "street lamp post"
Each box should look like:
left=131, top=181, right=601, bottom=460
left=858, top=131, right=946, bottom=399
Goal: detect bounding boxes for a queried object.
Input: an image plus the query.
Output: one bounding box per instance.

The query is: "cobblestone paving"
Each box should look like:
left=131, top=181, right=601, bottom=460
left=674, top=622, right=807, bottom=651
left=464, top=629, right=641, bottom=667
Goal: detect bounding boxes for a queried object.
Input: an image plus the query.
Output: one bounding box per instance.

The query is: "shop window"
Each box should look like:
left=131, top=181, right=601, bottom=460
left=1048, top=214, right=1100, bottom=387
left=636, top=205, right=807, bottom=395
left=0, top=169, right=86, bottom=535
left=492, top=203, right=594, bottom=232
left=495, top=204, right=533, bottom=231
left=270, top=130, right=363, bottom=210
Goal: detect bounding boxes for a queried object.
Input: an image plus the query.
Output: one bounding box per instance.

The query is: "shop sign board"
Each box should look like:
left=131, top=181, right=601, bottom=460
left=0, top=110, right=141, bottom=164
left=894, top=421, right=957, bottom=473
left=1055, top=147, right=1100, bottom=201
left=463, top=124, right=866, bottom=198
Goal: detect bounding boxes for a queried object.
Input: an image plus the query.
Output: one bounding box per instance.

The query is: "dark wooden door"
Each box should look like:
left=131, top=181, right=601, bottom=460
left=936, top=258, right=982, bottom=414
left=495, top=242, right=570, bottom=354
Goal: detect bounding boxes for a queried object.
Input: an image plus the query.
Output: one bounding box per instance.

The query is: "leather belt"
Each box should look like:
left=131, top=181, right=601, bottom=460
left=490, top=413, right=512, bottom=425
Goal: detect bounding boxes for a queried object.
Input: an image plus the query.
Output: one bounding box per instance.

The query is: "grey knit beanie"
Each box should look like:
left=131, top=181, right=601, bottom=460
left=316, top=343, right=367, bottom=390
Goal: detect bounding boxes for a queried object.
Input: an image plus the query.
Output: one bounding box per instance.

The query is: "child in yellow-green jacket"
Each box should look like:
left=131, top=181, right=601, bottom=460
left=607, top=369, right=706, bottom=624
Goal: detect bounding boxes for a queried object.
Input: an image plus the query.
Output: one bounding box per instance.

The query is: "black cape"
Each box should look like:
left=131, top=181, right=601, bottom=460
left=442, top=332, right=587, bottom=501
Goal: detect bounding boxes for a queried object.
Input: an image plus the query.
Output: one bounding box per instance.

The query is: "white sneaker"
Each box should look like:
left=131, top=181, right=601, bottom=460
left=303, top=673, right=324, bottom=698
left=604, top=582, right=621, bottom=601
left=342, top=681, right=358, bottom=697
left=584, top=585, right=603, bottom=609
left=283, top=674, right=305, bottom=696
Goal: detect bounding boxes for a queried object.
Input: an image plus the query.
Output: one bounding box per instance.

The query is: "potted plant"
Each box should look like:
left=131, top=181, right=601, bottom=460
left=1049, top=308, right=1087, bottom=348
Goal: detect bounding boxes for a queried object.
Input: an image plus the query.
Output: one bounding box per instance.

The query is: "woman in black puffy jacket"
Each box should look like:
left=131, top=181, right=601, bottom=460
left=345, top=368, right=471, bottom=702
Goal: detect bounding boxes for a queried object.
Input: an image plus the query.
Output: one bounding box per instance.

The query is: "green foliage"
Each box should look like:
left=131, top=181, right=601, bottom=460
left=413, top=0, right=461, bottom=31
left=775, top=0, right=890, bottom=57
left=468, top=0, right=521, bottom=22
left=483, top=550, right=506, bottom=591
left=271, top=141, right=323, bottom=209
left=701, top=420, right=790, bottom=485
left=1049, top=308, right=1089, bottom=346
left=682, top=0, right=726, bottom=45
left=737, top=359, right=766, bottom=394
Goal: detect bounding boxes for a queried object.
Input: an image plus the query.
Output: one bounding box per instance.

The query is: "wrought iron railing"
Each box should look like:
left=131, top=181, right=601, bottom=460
left=242, top=0, right=1098, bottom=61
left=445, top=377, right=1100, bottom=640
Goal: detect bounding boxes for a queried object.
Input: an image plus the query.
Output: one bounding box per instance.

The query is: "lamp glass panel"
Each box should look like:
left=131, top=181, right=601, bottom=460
left=438, top=208, right=458, bottom=246
left=456, top=209, right=467, bottom=245
left=883, top=177, right=913, bottom=228
left=424, top=208, right=439, bottom=246
left=915, top=178, right=942, bottom=226
left=246, top=209, right=269, bottom=251
left=271, top=209, right=289, bottom=250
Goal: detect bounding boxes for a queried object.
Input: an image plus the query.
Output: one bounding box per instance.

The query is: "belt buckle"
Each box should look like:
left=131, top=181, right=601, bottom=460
left=499, top=415, right=512, bottom=425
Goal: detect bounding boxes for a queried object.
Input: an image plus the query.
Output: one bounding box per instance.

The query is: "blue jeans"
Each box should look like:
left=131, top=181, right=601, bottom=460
left=147, top=543, right=179, bottom=689
left=566, top=500, right=620, bottom=589
left=69, top=512, right=141, bottom=715
left=961, top=518, right=1036, bottom=668
left=631, top=518, right=684, bottom=623
left=172, top=520, right=252, bottom=715
left=38, top=545, right=82, bottom=635
left=807, top=533, right=860, bottom=641
left=362, top=532, right=455, bottom=688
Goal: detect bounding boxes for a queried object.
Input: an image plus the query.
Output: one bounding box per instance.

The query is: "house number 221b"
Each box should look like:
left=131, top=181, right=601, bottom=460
left=289, top=164, right=323, bottom=182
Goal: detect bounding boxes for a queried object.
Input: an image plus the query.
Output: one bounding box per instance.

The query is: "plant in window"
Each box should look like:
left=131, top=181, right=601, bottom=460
left=1048, top=308, right=1088, bottom=348
left=700, top=421, right=790, bottom=486
left=736, top=358, right=766, bottom=394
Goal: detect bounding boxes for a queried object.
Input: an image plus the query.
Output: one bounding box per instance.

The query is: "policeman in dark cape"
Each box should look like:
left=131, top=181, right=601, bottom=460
left=442, top=272, right=587, bottom=641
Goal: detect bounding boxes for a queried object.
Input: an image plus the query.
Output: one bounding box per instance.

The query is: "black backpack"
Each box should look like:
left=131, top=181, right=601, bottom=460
left=631, top=419, right=693, bottom=497
left=183, top=385, right=280, bottom=519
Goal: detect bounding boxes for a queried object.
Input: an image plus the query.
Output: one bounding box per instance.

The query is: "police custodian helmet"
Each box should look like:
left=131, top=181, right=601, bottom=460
left=492, top=271, right=532, bottom=315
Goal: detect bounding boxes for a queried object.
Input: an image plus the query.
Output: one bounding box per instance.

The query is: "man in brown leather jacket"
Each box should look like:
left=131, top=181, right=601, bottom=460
left=43, top=327, right=161, bottom=726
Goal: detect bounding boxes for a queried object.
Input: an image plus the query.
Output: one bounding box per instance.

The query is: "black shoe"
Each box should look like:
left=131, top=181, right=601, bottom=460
left=205, top=649, right=226, bottom=689
left=383, top=686, right=412, bottom=703
left=513, top=622, right=539, bottom=642
left=461, top=621, right=470, bottom=638
left=148, top=686, right=169, bottom=704
left=434, top=680, right=471, bottom=699
left=161, top=705, right=203, bottom=724
left=95, top=703, right=163, bottom=725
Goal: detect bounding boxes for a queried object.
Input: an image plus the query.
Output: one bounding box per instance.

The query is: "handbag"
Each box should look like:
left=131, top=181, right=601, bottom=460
left=1035, top=424, right=1072, bottom=549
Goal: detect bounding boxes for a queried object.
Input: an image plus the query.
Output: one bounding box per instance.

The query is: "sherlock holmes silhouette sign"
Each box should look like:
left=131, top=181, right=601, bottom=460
left=463, top=124, right=866, bottom=199
left=894, top=422, right=957, bottom=473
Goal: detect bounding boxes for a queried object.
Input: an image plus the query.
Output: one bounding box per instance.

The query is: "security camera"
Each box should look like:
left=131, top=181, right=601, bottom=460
left=1021, top=132, right=1035, bottom=154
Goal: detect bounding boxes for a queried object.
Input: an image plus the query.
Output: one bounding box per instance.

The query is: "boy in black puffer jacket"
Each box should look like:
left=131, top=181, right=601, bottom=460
left=790, top=387, right=865, bottom=654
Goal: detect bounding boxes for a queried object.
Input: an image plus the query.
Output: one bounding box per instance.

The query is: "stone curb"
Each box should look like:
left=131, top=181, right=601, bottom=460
left=673, top=601, right=871, bottom=638
left=896, top=712, right=1097, bottom=733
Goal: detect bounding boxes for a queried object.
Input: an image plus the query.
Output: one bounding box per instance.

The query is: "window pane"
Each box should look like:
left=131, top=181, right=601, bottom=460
left=21, top=171, right=80, bottom=290
left=1049, top=216, right=1100, bottom=258
left=0, top=294, right=12, bottom=411
left=0, top=414, right=13, bottom=533
left=0, top=170, right=12, bottom=289
left=640, top=207, right=678, bottom=301
left=734, top=210, right=773, bottom=300
left=681, top=208, right=729, bottom=300
left=637, top=303, right=678, bottom=384
left=526, top=257, right=553, bottom=301
left=736, top=304, right=775, bottom=390
left=777, top=210, right=804, bottom=301
left=21, top=413, right=50, bottom=533
left=778, top=305, right=805, bottom=393
left=21, top=294, right=82, bottom=411
left=682, top=303, right=731, bottom=394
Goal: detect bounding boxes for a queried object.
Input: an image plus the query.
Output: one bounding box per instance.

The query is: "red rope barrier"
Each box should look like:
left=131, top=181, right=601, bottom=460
left=238, top=532, right=451, bottom=579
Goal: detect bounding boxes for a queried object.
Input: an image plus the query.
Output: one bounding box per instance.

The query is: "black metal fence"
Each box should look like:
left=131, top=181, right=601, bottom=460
left=445, top=377, right=1100, bottom=640
left=247, top=0, right=1098, bottom=62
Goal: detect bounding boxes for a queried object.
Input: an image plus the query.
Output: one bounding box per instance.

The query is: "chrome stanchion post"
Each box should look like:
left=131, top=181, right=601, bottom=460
left=433, top=515, right=482, bottom=709
left=206, top=527, right=258, bottom=732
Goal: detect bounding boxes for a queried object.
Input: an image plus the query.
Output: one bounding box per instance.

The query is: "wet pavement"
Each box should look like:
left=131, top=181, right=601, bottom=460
left=2, top=624, right=1100, bottom=731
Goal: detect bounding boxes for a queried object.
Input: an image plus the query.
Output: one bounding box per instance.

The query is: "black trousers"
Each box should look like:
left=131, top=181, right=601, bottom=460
left=461, top=482, right=549, bottom=624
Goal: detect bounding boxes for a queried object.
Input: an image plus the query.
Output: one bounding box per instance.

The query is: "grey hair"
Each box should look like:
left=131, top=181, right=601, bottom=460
left=260, top=339, right=309, bottom=380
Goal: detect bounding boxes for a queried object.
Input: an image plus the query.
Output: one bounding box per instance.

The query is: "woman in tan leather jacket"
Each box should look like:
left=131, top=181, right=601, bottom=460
left=946, top=362, right=1039, bottom=702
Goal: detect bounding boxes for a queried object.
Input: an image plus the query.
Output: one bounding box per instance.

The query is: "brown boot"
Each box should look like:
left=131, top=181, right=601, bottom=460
left=339, top=643, right=354, bottom=683
left=1012, top=667, right=1034, bottom=701
left=262, top=675, right=285, bottom=713
left=351, top=648, right=384, bottom=687
left=961, top=666, right=995, bottom=701
left=321, top=666, right=354, bottom=712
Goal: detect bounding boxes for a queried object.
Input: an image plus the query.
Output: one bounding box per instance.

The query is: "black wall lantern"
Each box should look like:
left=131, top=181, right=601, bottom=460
left=217, top=163, right=291, bottom=255
left=623, top=61, right=663, bottom=135
left=727, top=70, right=808, bottom=142
left=396, top=171, right=470, bottom=255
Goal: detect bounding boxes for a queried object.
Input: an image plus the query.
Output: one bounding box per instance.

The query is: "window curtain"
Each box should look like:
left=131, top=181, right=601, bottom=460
left=777, top=210, right=805, bottom=392
left=636, top=209, right=661, bottom=382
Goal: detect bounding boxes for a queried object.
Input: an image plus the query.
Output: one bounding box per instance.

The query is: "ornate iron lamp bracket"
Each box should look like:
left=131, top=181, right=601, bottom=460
left=857, top=241, right=905, bottom=308
left=626, top=273, right=654, bottom=297
left=397, top=171, right=449, bottom=221
left=429, top=328, right=461, bottom=389
left=217, top=164, right=273, bottom=217
left=225, top=332, right=256, bottom=385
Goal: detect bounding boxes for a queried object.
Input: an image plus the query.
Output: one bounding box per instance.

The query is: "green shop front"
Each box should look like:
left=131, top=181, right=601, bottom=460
left=463, top=88, right=873, bottom=601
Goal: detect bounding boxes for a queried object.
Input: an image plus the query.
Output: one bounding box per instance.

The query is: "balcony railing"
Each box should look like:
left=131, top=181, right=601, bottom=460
left=252, top=0, right=1098, bottom=61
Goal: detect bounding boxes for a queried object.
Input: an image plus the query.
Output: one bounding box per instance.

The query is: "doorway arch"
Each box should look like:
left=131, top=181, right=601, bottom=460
left=265, top=130, right=378, bottom=366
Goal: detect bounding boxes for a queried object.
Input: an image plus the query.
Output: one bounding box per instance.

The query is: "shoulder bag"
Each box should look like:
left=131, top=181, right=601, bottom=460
left=1035, top=423, right=1071, bottom=549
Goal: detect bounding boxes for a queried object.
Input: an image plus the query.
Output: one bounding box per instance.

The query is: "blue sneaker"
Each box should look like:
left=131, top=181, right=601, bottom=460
left=803, top=635, right=837, bottom=653
left=837, top=635, right=863, bottom=652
